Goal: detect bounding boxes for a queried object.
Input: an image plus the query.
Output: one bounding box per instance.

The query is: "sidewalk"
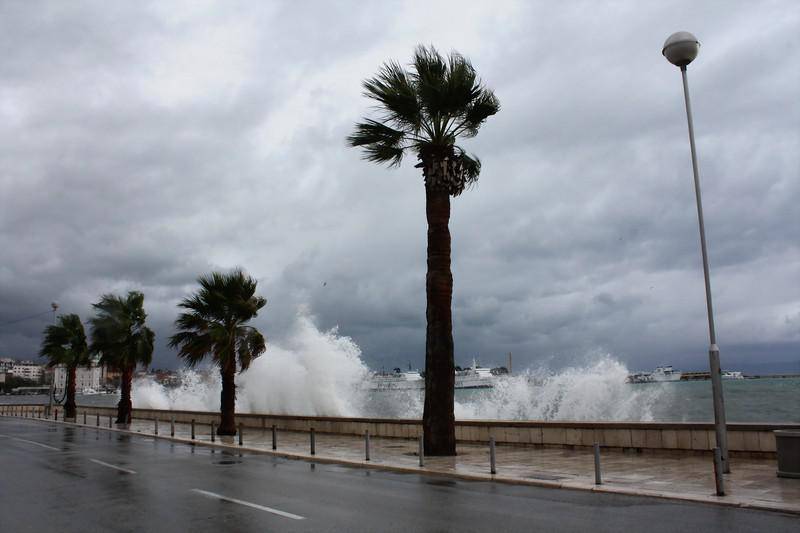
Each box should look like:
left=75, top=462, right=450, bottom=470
left=9, top=414, right=800, bottom=515
left=115, top=417, right=799, bottom=515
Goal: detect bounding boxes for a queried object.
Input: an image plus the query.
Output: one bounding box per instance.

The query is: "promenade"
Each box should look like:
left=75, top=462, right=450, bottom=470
left=1, top=415, right=798, bottom=533
left=8, top=411, right=797, bottom=515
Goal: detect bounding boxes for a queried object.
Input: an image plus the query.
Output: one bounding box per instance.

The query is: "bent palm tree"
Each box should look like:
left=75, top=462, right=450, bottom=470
left=39, top=314, right=90, bottom=420
left=348, top=46, right=499, bottom=455
left=89, top=291, right=154, bottom=424
left=168, top=270, right=266, bottom=436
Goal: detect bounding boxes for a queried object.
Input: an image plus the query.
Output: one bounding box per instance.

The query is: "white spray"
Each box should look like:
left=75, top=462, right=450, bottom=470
left=134, top=312, right=370, bottom=416
left=453, top=357, right=665, bottom=421
left=133, top=312, right=665, bottom=421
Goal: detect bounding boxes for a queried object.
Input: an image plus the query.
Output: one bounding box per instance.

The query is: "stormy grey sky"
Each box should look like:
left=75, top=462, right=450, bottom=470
left=1, top=1, right=798, bottom=373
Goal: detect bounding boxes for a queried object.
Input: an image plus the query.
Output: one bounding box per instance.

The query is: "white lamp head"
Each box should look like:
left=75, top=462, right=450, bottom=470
left=663, top=31, right=700, bottom=67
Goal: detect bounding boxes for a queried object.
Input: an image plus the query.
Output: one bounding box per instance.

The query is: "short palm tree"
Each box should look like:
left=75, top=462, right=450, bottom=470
left=39, top=314, right=90, bottom=420
left=348, top=45, right=500, bottom=455
left=89, top=291, right=155, bottom=424
left=168, top=270, right=266, bottom=436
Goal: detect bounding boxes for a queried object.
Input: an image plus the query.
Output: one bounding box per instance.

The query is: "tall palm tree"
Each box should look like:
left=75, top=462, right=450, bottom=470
left=89, top=291, right=154, bottom=424
left=168, top=270, right=266, bottom=436
left=39, top=314, right=90, bottom=420
left=348, top=45, right=500, bottom=455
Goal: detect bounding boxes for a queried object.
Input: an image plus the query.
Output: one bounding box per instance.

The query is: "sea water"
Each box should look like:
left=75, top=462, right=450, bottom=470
left=4, top=313, right=798, bottom=423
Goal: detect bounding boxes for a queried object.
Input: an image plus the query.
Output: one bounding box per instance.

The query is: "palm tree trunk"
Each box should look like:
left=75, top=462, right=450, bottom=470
left=117, top=365, right=133, bottom=424
left=218, top=357, right=237, bottom=435
left=422, top=185, right=457, bottom=456
left=65, top=365, right=77, bottom=420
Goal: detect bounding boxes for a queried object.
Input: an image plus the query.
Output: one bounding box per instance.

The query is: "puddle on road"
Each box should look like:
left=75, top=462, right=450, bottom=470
left=425, top=479, right=458, bottom=487
left=524, top=473, right=567, bottom=481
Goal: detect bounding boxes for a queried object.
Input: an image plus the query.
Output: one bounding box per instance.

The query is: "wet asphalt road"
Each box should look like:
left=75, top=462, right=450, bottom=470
left=0, top=417, right=797, bottom=533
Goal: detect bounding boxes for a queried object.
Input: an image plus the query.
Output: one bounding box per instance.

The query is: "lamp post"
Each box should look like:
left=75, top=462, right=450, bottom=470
left=46, top=302, right=58, bottom=417
left=662, top=31, right=729, bottom=473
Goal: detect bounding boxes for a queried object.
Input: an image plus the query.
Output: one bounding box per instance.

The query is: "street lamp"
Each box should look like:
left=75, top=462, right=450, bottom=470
left=663, top=31, right=729, bottom=473
left=46, top=302, right=59, bottom=417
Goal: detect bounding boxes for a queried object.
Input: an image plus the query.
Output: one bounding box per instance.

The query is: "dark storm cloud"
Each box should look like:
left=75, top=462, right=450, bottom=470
left=1, top=1, right=798, bottom=373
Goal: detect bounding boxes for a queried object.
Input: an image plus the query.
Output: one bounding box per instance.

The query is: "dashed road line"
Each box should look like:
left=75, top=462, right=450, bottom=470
left=9, top=437, right=60, bottom=451
left=89, top=458, right=137, bottom=474
left=190, top=489, right=305, bottom=520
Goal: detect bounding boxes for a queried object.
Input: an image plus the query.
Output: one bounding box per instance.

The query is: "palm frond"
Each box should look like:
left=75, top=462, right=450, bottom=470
left=347, top=119, right=407, bottom=166
left=441, top=51, right=480, bottom=114
left=236, top=327, right=266, bottom=371
left=456, top=148, right=481, bottom=181
left=362, top=60, right=420, bottom=126
left=461, top=89, right=500, bottom=137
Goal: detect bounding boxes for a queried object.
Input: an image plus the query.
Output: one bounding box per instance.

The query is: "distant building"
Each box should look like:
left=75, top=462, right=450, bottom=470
left=52, top=356, right=110, bottom=392
left=10, top=360, right=44, bottom=382
left=0, top=358, right=14, bottom=373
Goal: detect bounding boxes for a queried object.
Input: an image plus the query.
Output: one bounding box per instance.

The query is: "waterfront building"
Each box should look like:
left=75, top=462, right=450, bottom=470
left=52, top=355, right=114, bottom=392
left=10, top=360, right=44, bottom=382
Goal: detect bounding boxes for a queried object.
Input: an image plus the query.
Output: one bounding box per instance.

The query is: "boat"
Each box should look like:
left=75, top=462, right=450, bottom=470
left=454, top=359, right=496, bottom=389
left=722, top=370, right=744, bottom=380
left=627, top=365, right=683, bottom=383
left=368, top=359, right=500, bottom=391
left=369, top=368, right=424, bottom=391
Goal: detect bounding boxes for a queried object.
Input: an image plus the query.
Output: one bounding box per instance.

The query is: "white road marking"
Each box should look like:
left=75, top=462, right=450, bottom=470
left=190, top=489, right=305, bottom=520
left=11, top=437, right=60, bottom=451
left=89, top=458, right=137, bottom=474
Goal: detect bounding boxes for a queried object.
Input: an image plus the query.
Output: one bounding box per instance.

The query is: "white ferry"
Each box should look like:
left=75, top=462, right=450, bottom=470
left=369, top=368, right=423, bottom=391
left=626, top=365, right=683, bottom=384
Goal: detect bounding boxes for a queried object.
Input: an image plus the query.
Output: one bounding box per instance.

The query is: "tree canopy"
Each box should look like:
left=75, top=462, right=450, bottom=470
left=169, top=270, right=266, bottom=371
left=88, top=291, right=154, bottom=370
left=347, top=45, right=500, bottom=196
left=39, top=313, right=90, bottom=368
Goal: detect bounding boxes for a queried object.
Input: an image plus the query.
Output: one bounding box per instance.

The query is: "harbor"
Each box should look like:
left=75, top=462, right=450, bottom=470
left=624, top=366, right=795, bottom=383
left=3, top=367, right=799, bottom=424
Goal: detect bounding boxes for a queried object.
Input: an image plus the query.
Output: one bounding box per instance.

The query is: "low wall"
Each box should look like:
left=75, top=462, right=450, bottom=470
left=4, top=403, right=796, bottom=457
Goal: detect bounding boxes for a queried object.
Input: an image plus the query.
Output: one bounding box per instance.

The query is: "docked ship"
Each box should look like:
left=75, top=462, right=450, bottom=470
left=368, top=360, right=499, bottom=391
left=454, top=360, right=496, bottom=389
left=369, top=368, right=424, bottom=391
left=626, top=365, right=683, bottom=384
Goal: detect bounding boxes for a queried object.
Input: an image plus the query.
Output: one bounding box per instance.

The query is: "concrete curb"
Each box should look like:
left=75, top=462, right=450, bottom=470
left=4, top=415, right=799, bottom=516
